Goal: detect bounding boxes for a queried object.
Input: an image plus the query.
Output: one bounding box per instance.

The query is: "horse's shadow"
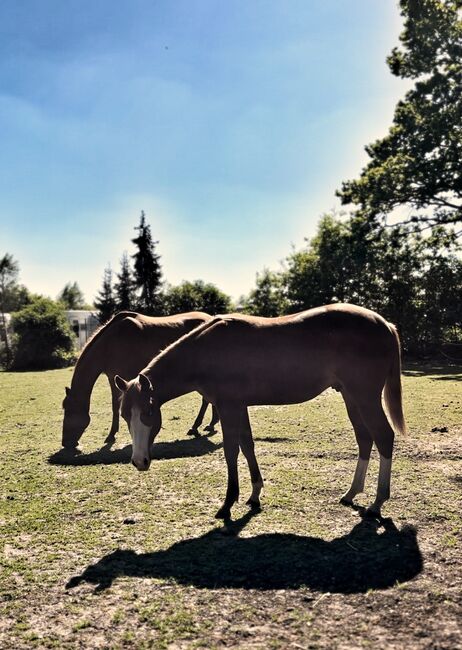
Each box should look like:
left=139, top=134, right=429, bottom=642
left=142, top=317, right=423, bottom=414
left=48, top=435, right=222, bottom=466
left=66, top=511, right=423, bottom=594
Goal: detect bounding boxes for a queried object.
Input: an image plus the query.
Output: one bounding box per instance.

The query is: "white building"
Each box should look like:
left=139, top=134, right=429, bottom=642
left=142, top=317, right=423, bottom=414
left=65, top=310, right=100, bottom=349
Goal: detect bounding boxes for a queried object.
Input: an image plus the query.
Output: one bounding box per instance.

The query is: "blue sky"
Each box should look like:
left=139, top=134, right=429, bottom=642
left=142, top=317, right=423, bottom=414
left=0, top=1, right=409, bottom=303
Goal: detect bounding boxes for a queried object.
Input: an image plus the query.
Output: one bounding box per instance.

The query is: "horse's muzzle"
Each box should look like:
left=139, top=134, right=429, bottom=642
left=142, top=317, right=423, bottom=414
left=131, top=457, right=151, bottom=471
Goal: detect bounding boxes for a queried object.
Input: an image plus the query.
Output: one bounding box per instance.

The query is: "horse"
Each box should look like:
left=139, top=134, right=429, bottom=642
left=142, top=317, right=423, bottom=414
left=114, top=304, right=406, bottom=520
left=61, top=311, right=220, bottom=449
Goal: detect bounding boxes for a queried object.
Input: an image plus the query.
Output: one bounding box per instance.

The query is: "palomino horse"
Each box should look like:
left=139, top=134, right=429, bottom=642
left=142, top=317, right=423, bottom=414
left=61, top=311, right=220, bottom=449
left=115, top=304, right=406, bottom=519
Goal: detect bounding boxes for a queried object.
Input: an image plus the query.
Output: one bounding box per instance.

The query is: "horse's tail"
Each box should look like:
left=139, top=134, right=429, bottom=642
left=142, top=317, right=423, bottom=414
left=384, top=323, right=407, bottom=436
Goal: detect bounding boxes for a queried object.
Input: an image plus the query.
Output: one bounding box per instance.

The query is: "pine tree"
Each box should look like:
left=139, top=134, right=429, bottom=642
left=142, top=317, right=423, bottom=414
left=131, top=211, right=163, bottom=314
left=114, top=252, right=136, bottom=311
left=94, top=266, right=117, bottom=324
left=57, top=282, right=85, bottom=309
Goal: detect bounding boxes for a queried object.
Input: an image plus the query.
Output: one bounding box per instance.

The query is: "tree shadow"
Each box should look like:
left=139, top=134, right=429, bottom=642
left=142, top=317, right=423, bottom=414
left=403, top=362, right=462, bottom=380
left=48, top=436, right=222, bottom=466
left=66, top=511, right=423, bottom=594
left=255, top=436, right=291, bottom=443
left=430, top=375, right=462, bottom=382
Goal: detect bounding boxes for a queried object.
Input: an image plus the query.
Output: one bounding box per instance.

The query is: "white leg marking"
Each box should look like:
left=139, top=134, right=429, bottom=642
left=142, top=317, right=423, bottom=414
left=250, top=477, right=264, bottom=502
left=368, top=454, right=393, bottom=514
left=342, top=458, right=369, bottom=503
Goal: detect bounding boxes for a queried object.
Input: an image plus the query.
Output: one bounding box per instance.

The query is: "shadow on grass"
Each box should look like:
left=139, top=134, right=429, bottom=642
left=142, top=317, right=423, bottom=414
left=48, top=436, right=222, bottom=466
left=66, top=511, right=423, bottom=594
left=255, top=436, right=291, bottom=443
left=403, top=362, right=462, bottom=380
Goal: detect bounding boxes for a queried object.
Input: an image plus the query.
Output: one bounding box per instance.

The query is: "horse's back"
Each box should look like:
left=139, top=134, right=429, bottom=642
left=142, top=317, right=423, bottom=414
left=193, top=304, right=397, bottom=405
left=102, top=311, right=211, bottom=376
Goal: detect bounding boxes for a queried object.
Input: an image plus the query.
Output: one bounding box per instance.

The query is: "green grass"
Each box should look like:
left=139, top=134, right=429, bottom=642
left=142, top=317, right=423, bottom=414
left=0, top=364, right=461, bottom=648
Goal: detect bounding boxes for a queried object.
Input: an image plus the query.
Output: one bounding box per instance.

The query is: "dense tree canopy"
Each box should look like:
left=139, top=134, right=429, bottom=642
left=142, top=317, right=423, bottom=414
left=244, top=213, right=462, bottom=354
left=338, top=0, right=462, bottom=231
left=163, top=280, right=232, bottom=316
left=242, top=269, right=288, bottom=317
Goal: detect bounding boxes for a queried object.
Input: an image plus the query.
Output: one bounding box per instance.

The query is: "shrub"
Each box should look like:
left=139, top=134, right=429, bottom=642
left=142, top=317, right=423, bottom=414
left=10, top=297, right=76, bottom=370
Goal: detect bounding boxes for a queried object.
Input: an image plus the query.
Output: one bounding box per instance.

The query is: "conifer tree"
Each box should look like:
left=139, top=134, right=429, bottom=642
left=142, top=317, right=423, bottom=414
left=114, top=252, right=136, bottom=311
left=57, top=282, right=85, bottom=309
left=94, top=266, right=116, bottom=324
left=131, top=211, right=163, bottom=314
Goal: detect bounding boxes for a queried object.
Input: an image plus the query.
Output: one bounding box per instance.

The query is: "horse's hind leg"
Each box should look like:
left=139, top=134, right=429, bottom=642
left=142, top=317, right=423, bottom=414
left=356, top=397, right=395, bottom=517
left=238, top=408, right=263, bottom=509
left=104, top=377, right=120, bottom=445
left=340, top=392, right=373, bottom=506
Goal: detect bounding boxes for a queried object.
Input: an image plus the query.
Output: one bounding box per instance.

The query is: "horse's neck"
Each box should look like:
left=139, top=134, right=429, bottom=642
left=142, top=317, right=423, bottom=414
left=70, top=343, right=105, bottom=408
left=149, top=347, right=197, bottom=404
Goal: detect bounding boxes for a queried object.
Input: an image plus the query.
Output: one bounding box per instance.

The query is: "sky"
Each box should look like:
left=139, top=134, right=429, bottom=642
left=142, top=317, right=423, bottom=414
left=0, top=0, right=410, bottom=304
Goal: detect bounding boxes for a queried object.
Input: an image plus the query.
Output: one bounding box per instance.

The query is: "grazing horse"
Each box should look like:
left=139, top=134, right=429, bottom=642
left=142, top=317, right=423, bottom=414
left=61, top=311, right=220, bottom=449
left=115, top=304, right=406, bottom=519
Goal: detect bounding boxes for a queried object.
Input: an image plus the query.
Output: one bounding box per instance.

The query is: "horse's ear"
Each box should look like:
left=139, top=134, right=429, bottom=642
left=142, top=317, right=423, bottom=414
left=139, top=373, right=153, bottom=393
left=65, top=386, right=71, bottom=396
left=114, top=375, right=128, bottom=392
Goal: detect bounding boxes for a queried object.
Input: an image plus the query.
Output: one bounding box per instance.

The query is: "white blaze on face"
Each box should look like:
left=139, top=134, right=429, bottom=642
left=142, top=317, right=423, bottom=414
left=129, top=406, right=152, bottom=470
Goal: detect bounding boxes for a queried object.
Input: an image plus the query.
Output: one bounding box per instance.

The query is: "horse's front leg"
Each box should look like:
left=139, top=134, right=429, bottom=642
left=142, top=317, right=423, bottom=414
left=215, top=403, right=241, bottom=520
left=187, top=396, right=208, bottom=436
left=104, top=377, right=120, bottom=445
left=204, top=405, right=220, bottom=433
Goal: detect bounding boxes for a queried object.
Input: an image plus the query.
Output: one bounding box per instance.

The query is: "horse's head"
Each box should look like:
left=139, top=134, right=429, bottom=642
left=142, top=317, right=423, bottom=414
left=114, top=373, right=162, bottom=471
left=62, top=387, right=91, bottom=449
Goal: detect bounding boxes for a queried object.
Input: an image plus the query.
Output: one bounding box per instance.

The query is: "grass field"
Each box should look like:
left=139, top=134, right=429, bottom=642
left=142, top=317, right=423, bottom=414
left=0, top=364, right=461, bottom=649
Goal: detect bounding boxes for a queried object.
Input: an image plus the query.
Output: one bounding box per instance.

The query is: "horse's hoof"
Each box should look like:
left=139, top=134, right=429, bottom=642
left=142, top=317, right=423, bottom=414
left=203, top=425, right=215, bottom=432
left=104, top=436, right=116, bottom=445
left=215, top=506, right=231, bottom=520
left=246, top=497, right=261, bottom=511
left=340, top=496, right=354, bottom=507
left=364, top=506, right=381, bottom=519
left=187, top=428, right=200, bottom=437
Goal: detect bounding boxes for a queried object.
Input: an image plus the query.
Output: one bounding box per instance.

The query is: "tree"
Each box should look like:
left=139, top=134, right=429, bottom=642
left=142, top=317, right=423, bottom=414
left=57, top=282, right=86, bottom=309
left=0, top=253, right=19, bottom=367
left=114, top=252, right=136, bottom=311
left=263, top=212, right=462, bottom=354
left=284, top=214, right=376, bottom=311
left=94, top=266, right=117, bottom=324
left=337, top=0, right=462, bottom=231
left=242, top=269, right=288, bottom=316
left=11, top=297, right=76, bottom=370
left=163, top=280, right=232, bottom=315
left=132, top=211, right=163, bottom=314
